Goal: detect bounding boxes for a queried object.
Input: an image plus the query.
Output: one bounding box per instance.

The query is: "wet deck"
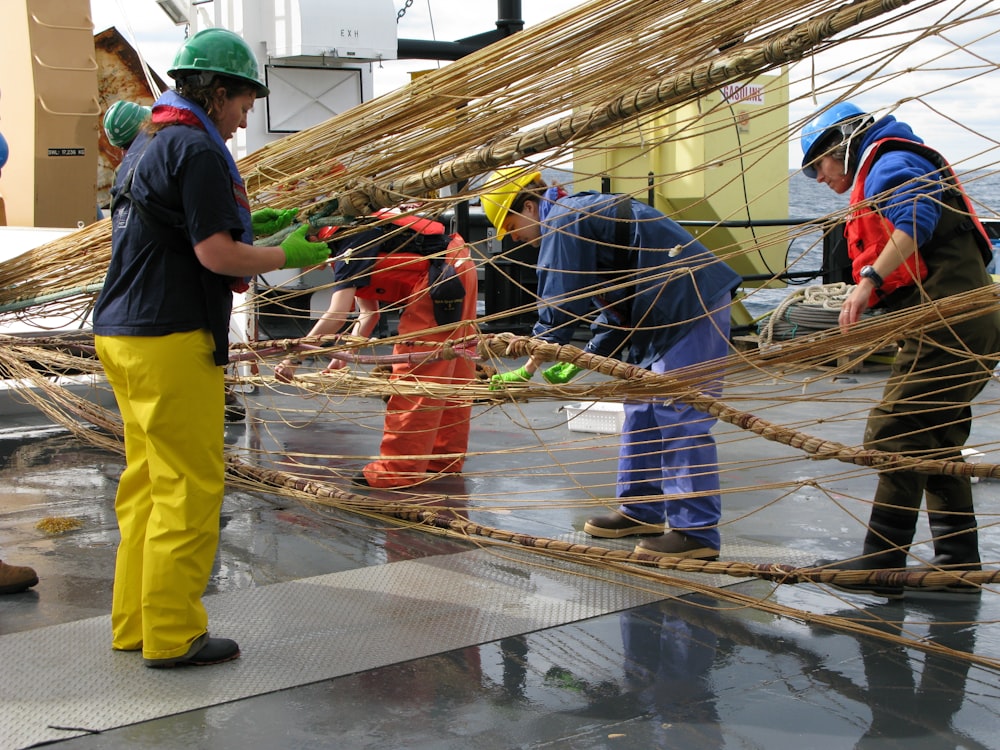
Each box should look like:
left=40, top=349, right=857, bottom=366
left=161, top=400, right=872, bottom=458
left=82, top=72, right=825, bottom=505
left=2, top=363, right=999, bottom=749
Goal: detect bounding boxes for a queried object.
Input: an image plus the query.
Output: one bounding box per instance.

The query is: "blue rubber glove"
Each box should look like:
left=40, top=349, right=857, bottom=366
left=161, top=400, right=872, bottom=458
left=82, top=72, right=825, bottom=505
left=542, top=362, right=582, bottom=384
left=489, top=365, right=534, bottom=390
left=280, top=226, right=330, bottom=269
left=252, top=207, right=298, bottom=236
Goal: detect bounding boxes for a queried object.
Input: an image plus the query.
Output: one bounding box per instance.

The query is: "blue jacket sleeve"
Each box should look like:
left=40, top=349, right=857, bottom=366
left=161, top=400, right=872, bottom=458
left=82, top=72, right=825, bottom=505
left=533, top=231, right=632, bottom=358
left=866, top=151, right=943, bottom=246
left=531, top=229, right=599, bottom=346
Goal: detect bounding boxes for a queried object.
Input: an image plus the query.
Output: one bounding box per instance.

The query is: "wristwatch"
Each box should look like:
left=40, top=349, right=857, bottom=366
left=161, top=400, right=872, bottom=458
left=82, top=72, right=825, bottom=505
left=859, top=265, right=884, bottom=289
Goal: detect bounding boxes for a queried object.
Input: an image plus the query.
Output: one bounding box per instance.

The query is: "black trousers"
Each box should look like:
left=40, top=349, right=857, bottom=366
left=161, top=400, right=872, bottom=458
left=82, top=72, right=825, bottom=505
left=864, top=313, right=1000, bottom=535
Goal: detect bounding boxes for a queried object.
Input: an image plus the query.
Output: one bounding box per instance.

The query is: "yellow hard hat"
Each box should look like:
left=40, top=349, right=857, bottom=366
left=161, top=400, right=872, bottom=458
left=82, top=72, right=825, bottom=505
left=480, top=167, right=542, bottom=239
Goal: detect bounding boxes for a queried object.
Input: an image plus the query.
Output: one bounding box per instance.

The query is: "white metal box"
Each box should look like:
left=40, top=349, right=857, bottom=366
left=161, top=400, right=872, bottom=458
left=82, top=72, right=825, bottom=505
left=563, top=402, right=626, bottom=434
left=270, top=0, right=398, bottom=62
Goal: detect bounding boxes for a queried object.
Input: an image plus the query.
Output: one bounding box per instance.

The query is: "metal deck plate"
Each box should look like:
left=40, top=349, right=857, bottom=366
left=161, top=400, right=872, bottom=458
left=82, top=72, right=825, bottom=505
left=2, top=536, right=809, bottom=748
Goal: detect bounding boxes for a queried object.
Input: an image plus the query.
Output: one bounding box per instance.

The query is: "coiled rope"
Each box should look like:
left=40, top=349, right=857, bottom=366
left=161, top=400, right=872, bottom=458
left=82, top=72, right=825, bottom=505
left=759, top=282, right=854, bottom=348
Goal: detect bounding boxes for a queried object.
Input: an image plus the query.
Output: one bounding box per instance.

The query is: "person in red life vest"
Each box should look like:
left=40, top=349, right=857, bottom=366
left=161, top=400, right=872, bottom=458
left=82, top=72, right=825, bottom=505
left=801, top=102, right=1000, bottom=597
left=275, top=211, right=479, bottom=489
left=92, top=29, right=331, bottom=668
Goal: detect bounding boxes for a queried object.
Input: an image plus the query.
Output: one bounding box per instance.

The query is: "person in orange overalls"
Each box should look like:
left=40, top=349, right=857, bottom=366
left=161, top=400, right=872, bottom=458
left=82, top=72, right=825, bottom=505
left=275, top=212, right=479, bottom=489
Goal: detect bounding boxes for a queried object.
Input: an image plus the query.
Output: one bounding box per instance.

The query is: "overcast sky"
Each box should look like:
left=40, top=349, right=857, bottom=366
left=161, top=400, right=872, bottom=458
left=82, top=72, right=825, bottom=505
left=90, top=0, right=1000, bottom=172
left=90, top=0, right=584, bottom=94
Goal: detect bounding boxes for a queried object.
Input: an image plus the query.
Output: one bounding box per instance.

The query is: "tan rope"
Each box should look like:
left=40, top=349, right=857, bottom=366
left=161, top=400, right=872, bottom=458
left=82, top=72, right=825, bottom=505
left=223, top=455, right=1000, bottom=665
left=321, top=0, right=917, bottom=217
left=1, top=0, right=998, bottom=667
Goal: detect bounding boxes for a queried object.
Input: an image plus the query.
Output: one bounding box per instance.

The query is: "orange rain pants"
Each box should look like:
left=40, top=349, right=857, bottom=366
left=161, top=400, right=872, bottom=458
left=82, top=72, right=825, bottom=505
left=360, top=236, right=479, bottom=488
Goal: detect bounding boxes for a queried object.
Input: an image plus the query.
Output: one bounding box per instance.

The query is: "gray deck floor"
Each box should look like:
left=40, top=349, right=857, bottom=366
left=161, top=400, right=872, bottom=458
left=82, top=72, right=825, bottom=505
left=2, top=364, right=999, bottom=749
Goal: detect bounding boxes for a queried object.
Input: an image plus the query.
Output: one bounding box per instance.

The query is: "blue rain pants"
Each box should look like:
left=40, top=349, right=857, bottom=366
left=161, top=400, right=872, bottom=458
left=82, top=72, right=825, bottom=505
left=614, top=294, right=730, bottom=549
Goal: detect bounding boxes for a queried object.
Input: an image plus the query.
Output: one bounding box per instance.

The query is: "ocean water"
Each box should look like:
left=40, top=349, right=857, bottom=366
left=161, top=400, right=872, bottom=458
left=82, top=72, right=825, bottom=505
left=742, top=169, right=1000, bottom=318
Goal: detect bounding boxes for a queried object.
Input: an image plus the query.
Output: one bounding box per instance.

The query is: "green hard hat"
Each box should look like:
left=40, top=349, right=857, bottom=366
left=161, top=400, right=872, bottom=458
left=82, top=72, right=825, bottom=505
left=103, top=100, right=151, bottom=148
left=168, top=27, right=269, bottom=97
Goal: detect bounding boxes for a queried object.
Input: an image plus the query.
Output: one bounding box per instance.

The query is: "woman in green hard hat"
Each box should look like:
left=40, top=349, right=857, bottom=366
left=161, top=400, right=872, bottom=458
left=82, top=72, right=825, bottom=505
left=93, top=27, right=331, bottom=669
left=103, top=100, right=152, bottom=150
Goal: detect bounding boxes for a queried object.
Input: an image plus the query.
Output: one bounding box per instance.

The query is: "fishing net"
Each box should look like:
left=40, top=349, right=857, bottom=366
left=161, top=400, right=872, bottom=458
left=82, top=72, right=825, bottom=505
left=3, top=0, right=1000, bottom=662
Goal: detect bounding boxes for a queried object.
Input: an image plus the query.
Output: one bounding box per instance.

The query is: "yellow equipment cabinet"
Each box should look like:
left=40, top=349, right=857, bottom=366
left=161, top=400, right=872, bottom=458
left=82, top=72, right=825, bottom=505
left=0, top=0, right=100, bottom=228
left=574, top=70, right=791, bottom=314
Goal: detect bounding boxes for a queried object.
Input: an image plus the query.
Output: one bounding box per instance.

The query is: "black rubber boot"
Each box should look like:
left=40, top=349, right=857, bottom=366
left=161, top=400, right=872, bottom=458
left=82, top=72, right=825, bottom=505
left=815, top=513, right=915, bottom=598
left=927, top=513, right=981, bottom=570
left=908, top=513, right=983, bottom=595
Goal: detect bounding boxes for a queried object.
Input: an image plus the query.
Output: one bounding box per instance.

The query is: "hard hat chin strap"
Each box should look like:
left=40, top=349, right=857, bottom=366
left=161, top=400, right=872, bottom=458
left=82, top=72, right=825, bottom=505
left=841, top=115, right=874, bottom=177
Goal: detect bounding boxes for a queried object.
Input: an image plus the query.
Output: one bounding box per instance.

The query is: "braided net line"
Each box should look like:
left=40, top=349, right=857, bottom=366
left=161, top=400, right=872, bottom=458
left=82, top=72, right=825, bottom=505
left=1, top=0, right=1000, bottom=659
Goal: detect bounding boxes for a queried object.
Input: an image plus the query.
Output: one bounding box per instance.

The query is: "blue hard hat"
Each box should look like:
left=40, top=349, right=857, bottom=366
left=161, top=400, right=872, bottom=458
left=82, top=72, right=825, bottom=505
left=0, top=131, right=8, bottom=170
left=800, top=101, right=867, bottom=178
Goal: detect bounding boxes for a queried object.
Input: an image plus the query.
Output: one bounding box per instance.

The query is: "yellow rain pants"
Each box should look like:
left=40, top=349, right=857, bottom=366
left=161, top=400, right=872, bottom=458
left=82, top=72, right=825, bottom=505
left=95, top=330, right=225, bottom=659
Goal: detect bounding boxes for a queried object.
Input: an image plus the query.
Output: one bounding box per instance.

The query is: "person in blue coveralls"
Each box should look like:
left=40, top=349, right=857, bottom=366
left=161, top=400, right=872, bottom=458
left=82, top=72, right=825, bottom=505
left=93, top=28, right=331, bottom=667
left=802, top=101, right=1000, bottom=597
left=481, top=168, right=741, bottom=560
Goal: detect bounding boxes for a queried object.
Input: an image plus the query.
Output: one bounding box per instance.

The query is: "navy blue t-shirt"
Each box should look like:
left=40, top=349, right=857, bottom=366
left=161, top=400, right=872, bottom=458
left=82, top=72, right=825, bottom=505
left=93, top=125, right=243, bottom=362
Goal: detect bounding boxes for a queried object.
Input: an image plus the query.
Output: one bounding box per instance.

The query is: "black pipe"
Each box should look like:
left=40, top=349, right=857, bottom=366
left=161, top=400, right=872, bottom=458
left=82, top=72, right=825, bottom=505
left=398, top=1, right=523, bottom=61
left=677, top=218, right=827, bottom=228
left=496, top=0, right=524, bottom=35
left=396, top=39, right=481, bottom=61
left=401, top=2, right=524, bottom=241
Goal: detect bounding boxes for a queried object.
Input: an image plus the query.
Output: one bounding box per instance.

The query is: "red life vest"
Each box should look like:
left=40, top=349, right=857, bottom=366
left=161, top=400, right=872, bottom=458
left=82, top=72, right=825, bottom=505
left=359, top=211, right=445, bottom=304
left=353, top=252, right=430, bottom=304
left=319, top=211, right=455, bottom=307
left=846, top=138, right=990, bottom=307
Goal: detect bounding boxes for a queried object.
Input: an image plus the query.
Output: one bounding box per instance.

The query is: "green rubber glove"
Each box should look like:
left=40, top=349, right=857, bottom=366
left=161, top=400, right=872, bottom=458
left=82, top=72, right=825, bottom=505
left=489, top=365, right=534, bottom=390
left=542, top=362, right=582, bottom=384
left=252, top=207, right=298, bottom=236
left=280, top=225, right=330, bottom=269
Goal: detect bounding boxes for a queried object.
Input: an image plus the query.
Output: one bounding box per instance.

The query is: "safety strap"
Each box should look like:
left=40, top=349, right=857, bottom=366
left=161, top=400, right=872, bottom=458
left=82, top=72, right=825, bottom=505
left=611, top=195, right=636, bottom=271
left=112, top=134, right=186, bottom=235
left=614, top=195, right=633, bottom=247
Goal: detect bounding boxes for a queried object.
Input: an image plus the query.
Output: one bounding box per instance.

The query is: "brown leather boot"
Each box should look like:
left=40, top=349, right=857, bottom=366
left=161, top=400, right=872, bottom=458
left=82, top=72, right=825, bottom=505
left=583, top=512, right=665, bottom=539
left=634, top=531, right=719, bottom=560
left=0, top=560, right=39, bottom=594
